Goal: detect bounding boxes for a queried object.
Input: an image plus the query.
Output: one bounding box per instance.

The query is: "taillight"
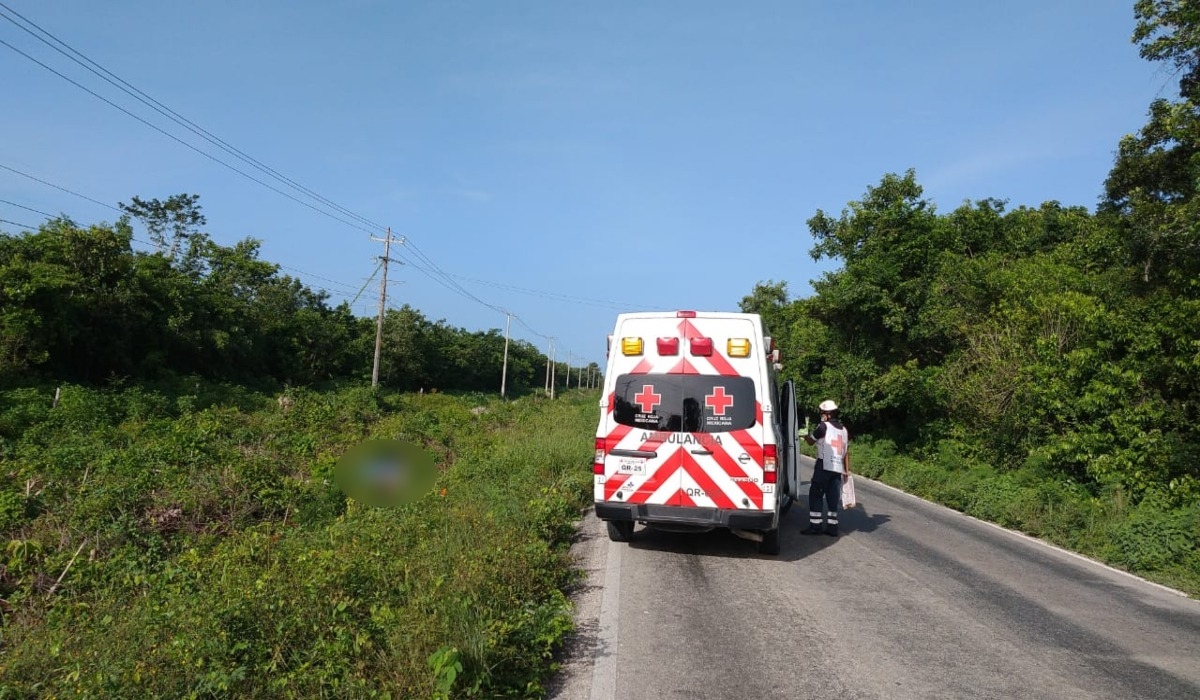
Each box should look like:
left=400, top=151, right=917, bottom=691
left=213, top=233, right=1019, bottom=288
left=763, top=444, right=777, bottom=484
left=594, top=438, right=606, bottom=474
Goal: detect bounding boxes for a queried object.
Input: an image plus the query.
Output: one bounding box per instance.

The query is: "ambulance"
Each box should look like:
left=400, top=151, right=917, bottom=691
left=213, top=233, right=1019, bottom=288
left=593, top=310, right=800, bottom=555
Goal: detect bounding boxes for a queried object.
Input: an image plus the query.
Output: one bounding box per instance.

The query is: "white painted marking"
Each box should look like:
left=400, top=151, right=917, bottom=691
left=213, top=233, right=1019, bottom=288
left=864, top=477, right=1191, bottom=599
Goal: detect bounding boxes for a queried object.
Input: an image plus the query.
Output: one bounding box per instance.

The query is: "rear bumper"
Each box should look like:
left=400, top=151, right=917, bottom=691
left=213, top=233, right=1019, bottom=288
left=595, top=502, right=777, bottom=531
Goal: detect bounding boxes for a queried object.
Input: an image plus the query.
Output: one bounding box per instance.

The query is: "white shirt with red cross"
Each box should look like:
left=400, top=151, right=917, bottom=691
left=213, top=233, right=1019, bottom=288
left=816, top=422, right=849, bottom=474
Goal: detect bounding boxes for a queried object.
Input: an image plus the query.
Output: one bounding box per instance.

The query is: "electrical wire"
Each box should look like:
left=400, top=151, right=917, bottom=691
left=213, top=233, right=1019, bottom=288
left=0, top=217, right=37, bottom=230
left=0, top=2, right=387, bottom=234
left=0, top=198, right=58, bottom=219
left=349, top=260, right=383, bottom=307
left=0, top=36, right=379, bottom=237
left=0, top=163, right=123, bottom=212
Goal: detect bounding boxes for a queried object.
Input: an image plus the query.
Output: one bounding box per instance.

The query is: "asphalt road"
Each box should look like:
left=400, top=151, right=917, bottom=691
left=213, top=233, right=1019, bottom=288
left=549, top=458, right=1200, bottom=700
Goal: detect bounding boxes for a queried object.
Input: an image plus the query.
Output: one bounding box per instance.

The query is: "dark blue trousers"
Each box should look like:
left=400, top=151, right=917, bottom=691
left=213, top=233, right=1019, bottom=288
left=807, top=467, right=841, bottom=525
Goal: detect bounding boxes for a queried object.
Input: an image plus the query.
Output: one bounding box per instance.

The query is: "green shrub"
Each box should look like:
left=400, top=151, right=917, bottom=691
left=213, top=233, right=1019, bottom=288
left=0, top=488, right=26, bottom=533
left=1107, top=493, right=1200, bottom=573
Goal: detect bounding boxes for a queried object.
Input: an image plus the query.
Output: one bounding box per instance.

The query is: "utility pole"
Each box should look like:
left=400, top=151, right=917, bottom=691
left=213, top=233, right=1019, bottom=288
left=370, top=228, right=403, bottom=389
left=564, top=352, right=572, bottom=391
left=544, top=337, right=553, bottom=395
left=500, top=313, right=513, bottom=398
left=549, top=341, right=556, bottom=399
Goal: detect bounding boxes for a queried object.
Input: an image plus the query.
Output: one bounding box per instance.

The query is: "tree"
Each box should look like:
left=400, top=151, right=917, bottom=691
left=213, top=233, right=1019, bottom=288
left=119, top=194, right=206, bottom=261
left=1104, top=1, right=1200, bottom=287
left=1134, top=0, right=1200, bottom=100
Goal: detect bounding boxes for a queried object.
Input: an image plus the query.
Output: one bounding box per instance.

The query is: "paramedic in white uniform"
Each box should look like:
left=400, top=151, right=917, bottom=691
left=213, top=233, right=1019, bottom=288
left=801, top=399, right=851, bottom=537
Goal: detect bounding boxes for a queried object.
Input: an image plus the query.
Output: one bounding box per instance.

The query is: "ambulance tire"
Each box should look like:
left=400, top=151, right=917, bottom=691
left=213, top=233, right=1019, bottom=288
left=607, top=520, right=634, bottom=542
left=758, top=527, right=780, bottom=555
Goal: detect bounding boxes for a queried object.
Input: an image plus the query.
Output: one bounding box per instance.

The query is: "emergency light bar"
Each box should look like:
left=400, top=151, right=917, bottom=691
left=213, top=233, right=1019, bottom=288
left=727, top=338, right=751, bottom=357
left=689, top=337, right=713, bottom=356
left=621, top=337, right=644, bottom=356
left=656, top=337, right=680, bottom=355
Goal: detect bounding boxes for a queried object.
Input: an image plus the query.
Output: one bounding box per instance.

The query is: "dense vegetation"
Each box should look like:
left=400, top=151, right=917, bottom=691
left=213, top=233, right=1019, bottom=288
left=748, top=0, right=1200, bottom=593
left=0, top=383, right=594, bottom=697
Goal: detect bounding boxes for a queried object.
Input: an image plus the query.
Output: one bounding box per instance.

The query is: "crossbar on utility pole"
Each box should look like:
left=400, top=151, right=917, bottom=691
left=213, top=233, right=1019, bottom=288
left=370, top=228, right=404, bottom=389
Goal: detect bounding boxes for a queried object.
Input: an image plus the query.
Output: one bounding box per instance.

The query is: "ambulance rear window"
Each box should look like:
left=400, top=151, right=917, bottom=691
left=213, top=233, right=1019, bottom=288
left=612, top=374, right=757, bottom=433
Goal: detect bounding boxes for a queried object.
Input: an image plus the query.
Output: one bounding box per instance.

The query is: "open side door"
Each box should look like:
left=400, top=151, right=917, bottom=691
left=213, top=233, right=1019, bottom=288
left=780, top=380, right=801, bottom=501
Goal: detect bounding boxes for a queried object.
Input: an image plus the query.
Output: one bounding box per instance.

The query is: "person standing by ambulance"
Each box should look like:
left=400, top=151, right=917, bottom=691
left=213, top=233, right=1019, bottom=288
left=801, top=399, right=850, bottom=537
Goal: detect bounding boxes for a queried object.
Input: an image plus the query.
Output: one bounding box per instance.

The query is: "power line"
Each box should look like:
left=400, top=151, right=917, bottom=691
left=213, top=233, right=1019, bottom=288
left=514, top=316, right=549, bottom=341
left=350, top=260, right=383, bottom=307
left=0, top=163, right=122, bottom=212
left=274, top=263, right=362, bottom=295
left=0, top=2, right=388, bottom=234
left=392, top=245, right=509, bottom=316
left=0, top=36, right=379, bottom=237
left=0, top=217, right=37, bottom=230
left=0, top=198, right=57, bottom=219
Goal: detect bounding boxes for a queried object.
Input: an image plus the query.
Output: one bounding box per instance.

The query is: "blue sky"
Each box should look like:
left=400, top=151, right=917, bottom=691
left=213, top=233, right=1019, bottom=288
left=0, top=0, right=1170, bottom=369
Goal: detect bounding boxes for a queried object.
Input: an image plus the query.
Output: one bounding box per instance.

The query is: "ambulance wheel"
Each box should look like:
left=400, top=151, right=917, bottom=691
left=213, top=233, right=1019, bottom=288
left=607, top=520, right=634, bottom=542
left=758, top=527, right=780, bottom=555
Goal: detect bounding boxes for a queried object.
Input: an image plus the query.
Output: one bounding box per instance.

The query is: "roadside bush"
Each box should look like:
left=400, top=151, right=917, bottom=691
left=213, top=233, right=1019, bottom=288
left=1106, top=492, right=1200, bottom=573
left=864, top=436, right=1200, bottom=596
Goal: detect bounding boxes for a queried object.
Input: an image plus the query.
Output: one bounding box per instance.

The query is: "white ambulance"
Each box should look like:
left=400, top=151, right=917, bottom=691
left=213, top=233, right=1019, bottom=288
left=593, top=310, right=800, bottom=555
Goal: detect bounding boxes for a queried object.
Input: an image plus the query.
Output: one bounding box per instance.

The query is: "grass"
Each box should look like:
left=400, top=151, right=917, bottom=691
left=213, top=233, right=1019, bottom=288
left=0, top=382, right=597, bottom=698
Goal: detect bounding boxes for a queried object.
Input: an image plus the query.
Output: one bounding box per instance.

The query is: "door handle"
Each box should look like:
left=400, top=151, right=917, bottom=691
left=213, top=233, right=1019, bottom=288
left=690, top=449, right=713, bottom=455
left=610, top=448, right=658, bottom=458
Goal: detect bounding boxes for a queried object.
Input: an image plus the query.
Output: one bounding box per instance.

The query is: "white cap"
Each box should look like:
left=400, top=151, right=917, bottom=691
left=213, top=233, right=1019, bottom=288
left=818, top=400, right=838, bottom=412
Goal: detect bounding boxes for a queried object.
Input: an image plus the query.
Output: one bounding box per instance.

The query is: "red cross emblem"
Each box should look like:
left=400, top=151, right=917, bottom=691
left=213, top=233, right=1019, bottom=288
left=633, top=385, right=661, bottom=413
left=829, top=432, right=846, bottom=456
left=705, top=386, right=734, bottom=416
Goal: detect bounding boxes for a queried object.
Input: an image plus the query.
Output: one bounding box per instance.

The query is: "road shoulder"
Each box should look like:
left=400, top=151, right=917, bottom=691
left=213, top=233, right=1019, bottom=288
left=546, top=507, right=608, bottom=700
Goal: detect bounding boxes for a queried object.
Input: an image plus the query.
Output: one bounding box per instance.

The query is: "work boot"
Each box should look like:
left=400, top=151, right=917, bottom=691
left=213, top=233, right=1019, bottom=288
left=801, top=524, right=824, bottom=535
left=824, top=524, right=839, bottom=537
